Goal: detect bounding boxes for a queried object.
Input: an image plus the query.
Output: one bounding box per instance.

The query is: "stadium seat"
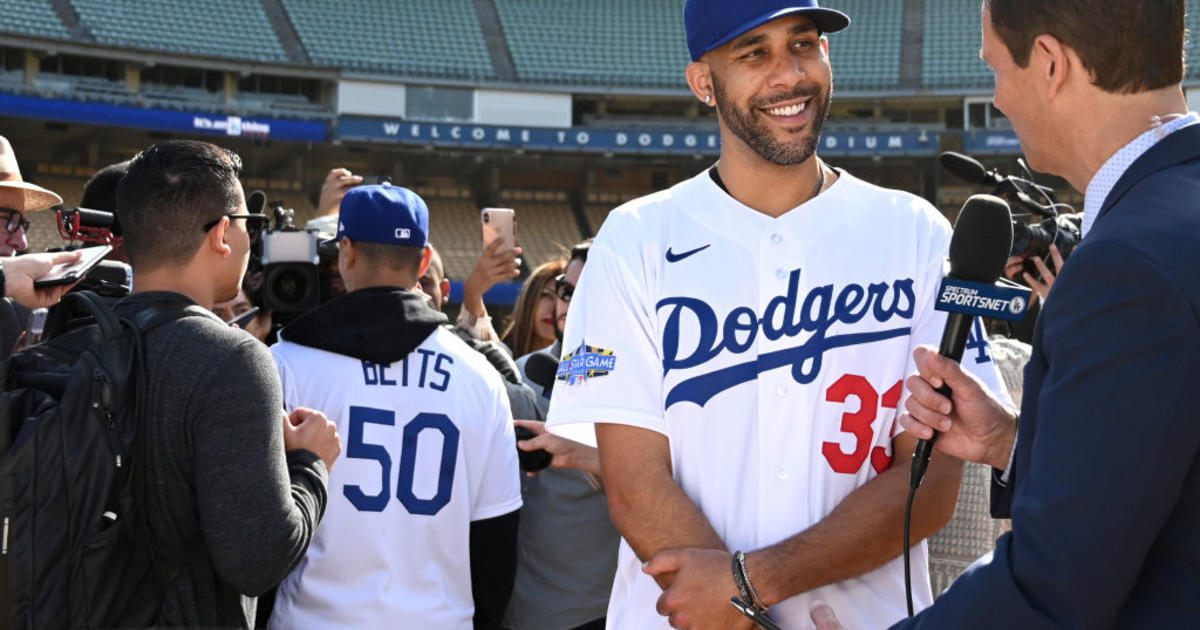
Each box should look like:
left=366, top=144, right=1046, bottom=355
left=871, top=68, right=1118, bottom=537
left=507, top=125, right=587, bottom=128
left=0, top=0, right=70, bottom=39
left=426, top=198, right=485, bottom=281
left=280, top=0, right=495, bottom=81
left=494, top=0, right=689, bottom=89
left=505, top=201, right=578, bottom=271
left=69, top=0, right=290, bottom=63
left=922, top=0, right=992, bottom=90
left=826, top=0, right=903, bottom=91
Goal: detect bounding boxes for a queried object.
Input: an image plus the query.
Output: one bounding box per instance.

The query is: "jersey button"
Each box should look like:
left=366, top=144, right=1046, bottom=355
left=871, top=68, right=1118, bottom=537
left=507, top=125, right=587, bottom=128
left=776, top=384, right=788, bottom=396
left=770, top=233, right=783, bottom=244
left=776, top=468, right=790, bottom=480
left=775, top=268, right=787, bottom=280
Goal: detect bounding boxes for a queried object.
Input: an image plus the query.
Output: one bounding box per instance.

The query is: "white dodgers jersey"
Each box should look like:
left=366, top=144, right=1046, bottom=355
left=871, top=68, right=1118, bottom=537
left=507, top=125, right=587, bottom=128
left=268, top=327, right=522, bottom=630
left=547, top=169, right=1011, bottom=630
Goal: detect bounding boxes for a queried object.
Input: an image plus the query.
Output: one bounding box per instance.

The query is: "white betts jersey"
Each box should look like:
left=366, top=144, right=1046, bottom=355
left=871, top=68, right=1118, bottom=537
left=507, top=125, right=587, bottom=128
left=268, top=328, right=522, bottom=630
left=547, top=169, right=1011, bottom=630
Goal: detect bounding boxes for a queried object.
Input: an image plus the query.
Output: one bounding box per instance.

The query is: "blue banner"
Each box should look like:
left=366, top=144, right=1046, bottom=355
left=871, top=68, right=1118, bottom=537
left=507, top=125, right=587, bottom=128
left=935, top=277, right=1032, bottom=321
left=338, top=116, right=940, bottom=157
left=962, top=130, right=1022, bottom=155
left=447, top=280, right=521, bottom=306
left=0, top=92, right=327, bottom=142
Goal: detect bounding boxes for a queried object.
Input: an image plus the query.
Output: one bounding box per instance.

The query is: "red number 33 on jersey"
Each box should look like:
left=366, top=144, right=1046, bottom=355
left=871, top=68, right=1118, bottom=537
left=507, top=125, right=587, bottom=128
left=820, top=375, right=903, bottom=475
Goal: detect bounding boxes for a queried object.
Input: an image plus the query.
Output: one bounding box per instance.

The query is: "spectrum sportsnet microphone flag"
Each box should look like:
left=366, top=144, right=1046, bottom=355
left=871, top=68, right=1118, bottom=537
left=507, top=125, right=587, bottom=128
left=935, top=277, right=1033, bottom=321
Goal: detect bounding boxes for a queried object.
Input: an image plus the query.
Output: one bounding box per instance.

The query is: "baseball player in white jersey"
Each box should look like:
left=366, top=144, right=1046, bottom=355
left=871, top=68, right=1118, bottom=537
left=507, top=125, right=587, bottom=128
left=546, top=2, right=1012, bottom=630
left=268, top=186, right=523, bottom=629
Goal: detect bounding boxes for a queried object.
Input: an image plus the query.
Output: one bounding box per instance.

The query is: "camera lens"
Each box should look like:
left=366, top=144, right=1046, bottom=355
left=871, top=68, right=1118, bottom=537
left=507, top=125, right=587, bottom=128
left=269, top=267, right=314, bottom=306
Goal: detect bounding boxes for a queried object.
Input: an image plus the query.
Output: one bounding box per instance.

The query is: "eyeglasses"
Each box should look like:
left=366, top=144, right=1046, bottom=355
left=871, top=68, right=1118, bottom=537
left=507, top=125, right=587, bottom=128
left=0, top=208, right=30, bottom=235
left=202, top=213, right=269, bottom=243
left=554, top=274, right=575, bottom=303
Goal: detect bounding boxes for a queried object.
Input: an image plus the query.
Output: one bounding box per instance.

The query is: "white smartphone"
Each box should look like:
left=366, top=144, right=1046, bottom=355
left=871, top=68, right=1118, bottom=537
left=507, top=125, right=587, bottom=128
left=481, top=208, right=517, bottom=251
left=33, top=245, right=113, bottom=289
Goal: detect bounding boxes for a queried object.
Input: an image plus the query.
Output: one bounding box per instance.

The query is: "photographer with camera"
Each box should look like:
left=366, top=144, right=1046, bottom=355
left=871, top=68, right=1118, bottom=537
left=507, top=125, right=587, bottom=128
left=268, top=185, right=522, bottom=630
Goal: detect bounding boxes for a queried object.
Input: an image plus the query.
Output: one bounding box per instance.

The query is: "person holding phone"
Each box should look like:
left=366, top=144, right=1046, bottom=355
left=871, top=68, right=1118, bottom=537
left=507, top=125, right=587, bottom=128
left=0, top=135, right=76, bottom=357
left=457, top=208, right=522, bottom=342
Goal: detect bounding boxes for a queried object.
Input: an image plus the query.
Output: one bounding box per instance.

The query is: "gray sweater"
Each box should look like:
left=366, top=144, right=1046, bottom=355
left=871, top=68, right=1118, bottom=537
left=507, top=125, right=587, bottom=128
left=115, top=292, right=328, bottom=628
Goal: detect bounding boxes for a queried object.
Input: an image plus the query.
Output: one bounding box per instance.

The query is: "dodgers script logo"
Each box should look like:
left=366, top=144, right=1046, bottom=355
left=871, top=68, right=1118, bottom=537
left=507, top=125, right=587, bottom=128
left=658, top=268, right=915, bottom=408
left=557, top=340, right=617, bottom=385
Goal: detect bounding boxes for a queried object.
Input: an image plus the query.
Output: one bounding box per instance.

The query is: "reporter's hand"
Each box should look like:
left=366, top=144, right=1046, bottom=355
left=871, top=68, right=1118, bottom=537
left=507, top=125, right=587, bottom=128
left=4, top=250, right=83, bottom=309
left=282, top=407, right=342, bottom=472
left=898, top=346, right=1017, bottom=469
left=317, top=168, right=363, bottom=216
left=1022, top=243, right=1064, bottom=303
left=810, top=601, right=848, bottom=630
left=243, top=309, right=273, bottom=342
left=514, top=419, right=601, bottom=478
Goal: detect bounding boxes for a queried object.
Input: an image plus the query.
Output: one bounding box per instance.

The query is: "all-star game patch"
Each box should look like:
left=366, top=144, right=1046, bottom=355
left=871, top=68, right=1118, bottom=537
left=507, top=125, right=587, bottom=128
left=557, top=340, right=617, bottom=386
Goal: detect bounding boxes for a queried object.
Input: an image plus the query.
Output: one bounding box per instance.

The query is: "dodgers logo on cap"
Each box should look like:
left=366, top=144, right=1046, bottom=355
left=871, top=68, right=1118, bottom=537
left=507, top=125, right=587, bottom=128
left=683, top=0, right=850, bottom=62
left=335, top=185, right=429, bottom=247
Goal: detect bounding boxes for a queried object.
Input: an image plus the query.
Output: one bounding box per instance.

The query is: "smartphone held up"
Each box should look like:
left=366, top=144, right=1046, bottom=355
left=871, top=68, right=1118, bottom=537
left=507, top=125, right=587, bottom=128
left=481, top=208, right=517, bottom=251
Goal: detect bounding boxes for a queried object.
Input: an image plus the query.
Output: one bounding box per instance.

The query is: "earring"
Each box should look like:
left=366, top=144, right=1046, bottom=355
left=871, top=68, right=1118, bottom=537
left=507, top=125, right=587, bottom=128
left=705, top=94, right=712, bottom=104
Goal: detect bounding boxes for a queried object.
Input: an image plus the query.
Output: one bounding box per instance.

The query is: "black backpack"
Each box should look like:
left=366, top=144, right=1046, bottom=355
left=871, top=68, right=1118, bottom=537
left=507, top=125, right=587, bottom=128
left=0, top=290, right=207, bottom=629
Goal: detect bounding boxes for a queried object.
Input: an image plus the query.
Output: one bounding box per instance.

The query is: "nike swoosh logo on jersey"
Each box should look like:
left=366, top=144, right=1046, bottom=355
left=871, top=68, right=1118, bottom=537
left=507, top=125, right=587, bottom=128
left=665, top=244, right=711, bottom=263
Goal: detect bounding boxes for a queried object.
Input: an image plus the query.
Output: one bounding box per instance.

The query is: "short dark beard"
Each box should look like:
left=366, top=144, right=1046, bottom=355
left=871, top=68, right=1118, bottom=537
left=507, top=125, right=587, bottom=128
left=712, top=74, right=831, bottom=166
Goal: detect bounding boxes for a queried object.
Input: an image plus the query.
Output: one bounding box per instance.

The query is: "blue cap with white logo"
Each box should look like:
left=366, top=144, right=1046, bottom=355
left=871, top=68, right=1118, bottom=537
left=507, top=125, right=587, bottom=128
left=684, top=0, right=850, bottom=62
left=334, top=185, right=429, bottom=247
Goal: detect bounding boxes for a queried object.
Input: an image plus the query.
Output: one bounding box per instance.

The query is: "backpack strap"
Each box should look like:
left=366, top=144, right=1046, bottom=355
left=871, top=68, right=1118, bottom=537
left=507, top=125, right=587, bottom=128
left=42, top=290, right=121, bottom=340
left=125, top=303, right=216, bottom=334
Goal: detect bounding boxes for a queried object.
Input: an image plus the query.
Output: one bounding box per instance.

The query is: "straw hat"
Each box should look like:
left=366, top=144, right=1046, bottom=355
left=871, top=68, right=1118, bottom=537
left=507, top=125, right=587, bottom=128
left=0, top=135, right=63, bottom=213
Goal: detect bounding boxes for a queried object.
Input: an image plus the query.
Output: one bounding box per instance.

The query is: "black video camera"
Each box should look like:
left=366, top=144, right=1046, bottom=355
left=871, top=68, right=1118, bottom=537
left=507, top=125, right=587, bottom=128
left=1012, top=213, right=1081, bottom=273
left=251, top=201, right=323, bottom=316
left=939, top=151, right=1080, bottom=277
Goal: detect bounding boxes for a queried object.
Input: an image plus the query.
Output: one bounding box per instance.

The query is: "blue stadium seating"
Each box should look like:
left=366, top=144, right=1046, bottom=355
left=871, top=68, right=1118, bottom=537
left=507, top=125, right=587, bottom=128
left=280, top=0, right=495, bottom=81
left=827, top=0, right=903, bottom=90
left=494, top=0, right=688, bottom=88
left=922, top=0, right=991, bottom=90
left=70, top=0, right=289, bottom=63
left=0, top=0, right=69, bottom=39
left=1, top=0, right=1196, bottom=94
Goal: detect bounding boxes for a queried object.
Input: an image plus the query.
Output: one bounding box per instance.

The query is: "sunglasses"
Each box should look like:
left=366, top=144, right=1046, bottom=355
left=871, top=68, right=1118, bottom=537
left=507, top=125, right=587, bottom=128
left=554, top=274, right=575, bottom=303
left=0, top=208, right=31, bottom=235
left=202, top=213, right=269, bottom=243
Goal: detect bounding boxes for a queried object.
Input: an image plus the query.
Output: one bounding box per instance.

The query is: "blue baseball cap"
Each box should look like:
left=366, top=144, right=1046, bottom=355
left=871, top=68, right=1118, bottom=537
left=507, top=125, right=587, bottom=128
left=684, top=0, right=850, bottom=62
left=333, top=185, right=429, bottom=247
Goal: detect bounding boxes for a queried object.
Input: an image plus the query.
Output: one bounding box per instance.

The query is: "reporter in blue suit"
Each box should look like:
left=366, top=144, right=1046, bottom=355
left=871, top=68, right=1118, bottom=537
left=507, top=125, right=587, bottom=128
left=812, top=1, right=1200, bottom=628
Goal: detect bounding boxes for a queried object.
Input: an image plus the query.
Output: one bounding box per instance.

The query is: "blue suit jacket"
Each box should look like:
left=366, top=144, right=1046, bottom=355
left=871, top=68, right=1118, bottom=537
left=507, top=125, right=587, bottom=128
left=892, top=124, right=1200, bottom=629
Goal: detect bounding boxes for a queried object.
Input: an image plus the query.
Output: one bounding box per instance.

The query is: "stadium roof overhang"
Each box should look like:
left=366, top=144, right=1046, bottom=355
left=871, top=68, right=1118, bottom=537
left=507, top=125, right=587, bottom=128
left=0, top=34, right=340, bottom=82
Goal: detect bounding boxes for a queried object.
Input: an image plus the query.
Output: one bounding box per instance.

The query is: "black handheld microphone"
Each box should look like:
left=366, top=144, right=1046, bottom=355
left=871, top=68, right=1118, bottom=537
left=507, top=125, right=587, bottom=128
left=247, top=190, right=268, bottom=215
left=524, top=351, right=560, bottom=395
left=515, top=351, right=560, bottom=472
left=910, top=194, right=1013, bottom=488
